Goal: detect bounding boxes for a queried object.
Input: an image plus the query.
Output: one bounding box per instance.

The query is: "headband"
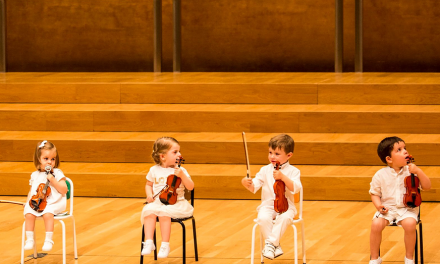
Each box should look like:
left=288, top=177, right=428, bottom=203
left=38, top=140, right=47, bottom=149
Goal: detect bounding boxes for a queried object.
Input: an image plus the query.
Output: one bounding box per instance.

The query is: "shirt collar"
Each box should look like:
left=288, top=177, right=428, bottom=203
left=387, top=165, right=405, bottom=175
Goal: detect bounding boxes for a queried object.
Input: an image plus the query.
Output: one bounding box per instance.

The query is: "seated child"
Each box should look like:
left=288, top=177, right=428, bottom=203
left=241, top=134, right=302, bottom=260
left=369, top=136, right=431, bottom=264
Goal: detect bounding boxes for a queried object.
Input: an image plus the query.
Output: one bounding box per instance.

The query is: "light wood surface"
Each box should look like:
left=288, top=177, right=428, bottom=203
left=1, top=196, right=439, bottom=264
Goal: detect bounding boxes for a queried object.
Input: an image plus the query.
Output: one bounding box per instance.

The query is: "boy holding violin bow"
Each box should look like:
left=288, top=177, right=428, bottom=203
left=241, top=134, right=302, bottom=260
left=369, top=137, right=431, bottom=264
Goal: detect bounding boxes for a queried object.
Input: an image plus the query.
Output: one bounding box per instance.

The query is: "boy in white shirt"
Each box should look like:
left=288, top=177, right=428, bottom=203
left=241, top=134, right=302, bottom=260
left=369, top=137, right=431, bottom=264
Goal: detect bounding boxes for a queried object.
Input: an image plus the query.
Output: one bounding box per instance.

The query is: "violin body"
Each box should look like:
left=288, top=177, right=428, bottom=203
left=29, top=183, right=52, bottom=212
left=273, top=161, right=288, bottom=214
left=159, top=156, right=184, bottom=205
left=403, top=155, right=422, bottom=208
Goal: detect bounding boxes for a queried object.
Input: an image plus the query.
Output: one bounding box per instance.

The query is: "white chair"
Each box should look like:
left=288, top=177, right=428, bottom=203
left=251, top=188, right=306, bottom=264
left=21, top=177, right=78, bottom=264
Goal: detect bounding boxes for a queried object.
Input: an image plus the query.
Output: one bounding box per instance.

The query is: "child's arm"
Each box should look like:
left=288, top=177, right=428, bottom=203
left=175, top=167, right=194, bottom=190
left=146, top=181, right=154, bottom=203
left=47, top=173, right=68, bottom=195
left=371, top=194, right=388, bottom=214
left=409, top=164, right=431, bottom=191
left=241, top=177, right=255, bottom=193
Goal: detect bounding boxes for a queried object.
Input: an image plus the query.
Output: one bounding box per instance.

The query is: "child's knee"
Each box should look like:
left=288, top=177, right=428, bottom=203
left=371, top=218, right=387, bottom=232
left=400, top=218, right=417, bottom=231
left=257, top=214, right=273, bottom=225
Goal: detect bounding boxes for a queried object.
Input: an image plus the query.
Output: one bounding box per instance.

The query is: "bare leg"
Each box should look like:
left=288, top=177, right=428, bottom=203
left=370, top=217, right=389, bottom=259
left=143, top=214, right=157, bottom=240
left=25, top=213, right=37, bottom=231
left=42, top=213, right=54, bottom=232
left=158, top=216, right=171, bottom=242
left=400, top=218, right=417, bottom=259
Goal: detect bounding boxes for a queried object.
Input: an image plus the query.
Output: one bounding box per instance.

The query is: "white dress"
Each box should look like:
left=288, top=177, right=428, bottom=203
left=140, top=165, right=194, bottom=224
left=23, top=169, right=67, bottom=217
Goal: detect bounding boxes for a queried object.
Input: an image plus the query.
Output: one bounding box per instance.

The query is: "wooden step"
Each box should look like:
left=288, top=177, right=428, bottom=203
left=1, top=132, right=440, bottom=165
left=2, top=162, right=439, bottom=201
left=3, top=72, right=440, bottom=104
left=1, top=104, right=440, bottom=133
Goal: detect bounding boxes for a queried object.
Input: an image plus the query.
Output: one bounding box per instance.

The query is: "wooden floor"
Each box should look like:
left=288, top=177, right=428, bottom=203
left=1, top=196, right=440, bottom=264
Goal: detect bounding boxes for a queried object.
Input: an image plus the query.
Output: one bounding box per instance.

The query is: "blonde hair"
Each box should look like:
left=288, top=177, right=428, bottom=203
left=151, top=137, right=179, bottom=164
left=33, top=140, right=60, bottom=170
left=268, top=134, right=294, bottom=154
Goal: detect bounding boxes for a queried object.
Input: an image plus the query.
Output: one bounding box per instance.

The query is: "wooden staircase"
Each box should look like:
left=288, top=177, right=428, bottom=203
left=1, top=72, right=439, bottom=201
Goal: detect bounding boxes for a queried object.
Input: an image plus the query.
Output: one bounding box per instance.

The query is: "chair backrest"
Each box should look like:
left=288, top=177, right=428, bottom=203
left=293, top=187, right=303, bottom=220
left=65, top=177, right=74, bottom=215
left=184, top=188, right=195, bottom=207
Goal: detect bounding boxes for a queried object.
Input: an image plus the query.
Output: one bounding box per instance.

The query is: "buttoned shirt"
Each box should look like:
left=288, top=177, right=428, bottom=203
left=369, top=165, right=419, bottom=216
left=252, top=162, right=302, bottom=214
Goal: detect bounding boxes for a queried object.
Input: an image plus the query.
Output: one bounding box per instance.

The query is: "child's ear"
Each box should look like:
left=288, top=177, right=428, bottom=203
left=287, top=152, right=293, bottom=159
left=385, top=155, right=393, bottom=164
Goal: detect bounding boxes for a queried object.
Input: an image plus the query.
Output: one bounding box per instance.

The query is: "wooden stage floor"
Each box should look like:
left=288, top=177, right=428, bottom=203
left=1, top=197, right=440, bottom=264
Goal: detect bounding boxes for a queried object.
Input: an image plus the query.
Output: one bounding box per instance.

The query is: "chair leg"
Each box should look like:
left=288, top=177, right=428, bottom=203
left=72, top=216, right=78, bottom=259
left=192, top=218, right=199, bottom=261
left=140, top=225, right=145, bottom=264
left=153, top=228, right=157, bottom=260
left=292, top=225, right=298, bottom=264
left=60, top=220, right=66, bottom=264
left=301, top=221, right=306, bottom=264
left=178, top=221, right=186, bottom=264
left=259, top=228, right=264, bottom=263
left=419, top=223, right=424, bottom=264
left=33, top=230, right=37, bottom=258
left=21, top=222, right=25, bottom=264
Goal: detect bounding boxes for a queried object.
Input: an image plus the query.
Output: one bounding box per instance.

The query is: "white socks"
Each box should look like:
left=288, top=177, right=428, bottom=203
left=157, top=242, right=170, bottom=258
left=42, top=232, right=54, bottom=251
left=24, top=231, right=34, bottom=250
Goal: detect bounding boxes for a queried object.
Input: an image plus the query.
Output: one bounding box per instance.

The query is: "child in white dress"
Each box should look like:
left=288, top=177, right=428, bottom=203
left=141, top=137, right=194, bottom=258
left=23, top=140, right=68, bottom=252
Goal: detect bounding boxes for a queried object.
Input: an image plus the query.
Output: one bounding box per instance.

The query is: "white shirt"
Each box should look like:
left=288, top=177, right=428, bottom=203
left=146, top=165, right=190, bottom=202
left=252, top=162, right=302, bottom=213
left=369, top=165, right=418, bottom=215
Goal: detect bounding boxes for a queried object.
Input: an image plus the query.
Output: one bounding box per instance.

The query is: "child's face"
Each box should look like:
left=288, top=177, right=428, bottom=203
left=39, top=149, right=57, bottom=171
left=160, top=143, right=182, bottom=168
left=268, top=147, right=292, bottom=165
left=387, top=141, right=409, bottom=168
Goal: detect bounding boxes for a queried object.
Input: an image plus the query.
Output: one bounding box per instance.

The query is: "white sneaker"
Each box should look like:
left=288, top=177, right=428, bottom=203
left=157, top=244, right=170, bottom=258
left=141, top=240, right=155, bottom=255
left=262, top=242, right=275, bottom=260
left=405, top=257, right=414, bottom=264
left=369, top=257, right=382, bottom=264
left=42, top=239, right=54, bottom=251
left=24, top=239, right=34, bottom=250
left=274, top=245, right=283, bottom=258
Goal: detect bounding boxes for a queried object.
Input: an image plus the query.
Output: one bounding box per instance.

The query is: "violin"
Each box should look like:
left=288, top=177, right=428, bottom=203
left=159, top=156, right=184, bottom=205
left=403, top=155, right=422, bottom=208
left=273, top=161, right=288, bottom=214
left=29, top=165, right=53, bottom=212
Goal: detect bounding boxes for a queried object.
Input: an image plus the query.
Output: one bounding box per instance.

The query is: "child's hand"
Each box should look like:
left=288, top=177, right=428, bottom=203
left=46, top=173, right=55, bottom=182
left=273, top=170, right=284, bottom=181
left=146, top=196, right=154, bottom=203
left=174, top=167, right=184, bottom=178
left=242, top=177, right=253, bottom=188
left=408, top=163, right=420, bottom=175
left=378, top=205, right=388, bottom=214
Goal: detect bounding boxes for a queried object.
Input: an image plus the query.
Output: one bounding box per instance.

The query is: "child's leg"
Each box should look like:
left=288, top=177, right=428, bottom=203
left=257, top=207, right=275, bottom=242
left=42, top=213, right=55, bottom=251
left=267, top=211, right=294, bottom=247
left=42, top=213, right=54, bottom=232
left=25, top=213, right=37, bottom=231
left=370, top=217, right=389, bottom=259
left=143, top=214, right=157, bottom=240
left=158, top=216, right=171, bottom=242
left=400, top=217, right=417, bottom=259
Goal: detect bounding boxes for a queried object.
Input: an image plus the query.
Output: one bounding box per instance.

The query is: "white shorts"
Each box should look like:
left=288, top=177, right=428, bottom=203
left=373, top=207, right=419, bottom=226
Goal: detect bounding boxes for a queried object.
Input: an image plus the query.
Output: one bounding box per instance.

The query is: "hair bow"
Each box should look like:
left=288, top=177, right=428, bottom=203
left=38, top=140, right=47, bottom=148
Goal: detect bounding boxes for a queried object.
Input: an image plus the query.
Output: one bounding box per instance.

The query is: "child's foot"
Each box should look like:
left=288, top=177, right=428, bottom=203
left=369, top=257, right=382, bottom=264
left=405, top=257, right=414, bottom=264
left=42, top=239, right=54, bottom=251
left=274, top=244, right=283, bottom=258
left=141, top=240, right=155, bottom=255
left=157, top=243, right=170, bottom=258
left=262, top=242, right=275, bottom=260
left=24, top=239, right=34, bottom=250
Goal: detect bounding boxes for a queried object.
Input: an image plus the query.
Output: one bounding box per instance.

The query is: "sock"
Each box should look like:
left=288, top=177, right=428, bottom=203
left=45, top=232, right=53, bottom=241
left=161, top=242, right=170, bottom=248
left=26, top=231, right=34, bottom=241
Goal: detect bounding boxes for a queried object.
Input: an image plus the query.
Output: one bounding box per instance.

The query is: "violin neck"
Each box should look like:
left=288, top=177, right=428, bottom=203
left=42, top=179, right=51, bottom=195
left=411, top=173, right=416, bottom=187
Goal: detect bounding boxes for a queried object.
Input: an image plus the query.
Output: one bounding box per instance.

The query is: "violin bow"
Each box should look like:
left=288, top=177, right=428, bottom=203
left=242, top=132, right=251, bottom=178
left=0, top=200, right=25, bottom=206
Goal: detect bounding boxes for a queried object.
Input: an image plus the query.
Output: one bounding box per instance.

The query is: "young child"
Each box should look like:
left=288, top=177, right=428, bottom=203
left=369, top=136, right=431, bottom=264
left=141, top=137, right=194, bottom=258
left=241, top=134, right=302, bottom=260
left=23, top=140, right=68, bottom=251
